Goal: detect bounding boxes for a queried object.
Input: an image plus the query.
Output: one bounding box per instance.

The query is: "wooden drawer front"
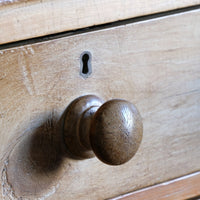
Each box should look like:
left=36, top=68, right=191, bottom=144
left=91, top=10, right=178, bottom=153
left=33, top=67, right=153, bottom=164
left=0, top=10, right=200, bottom=200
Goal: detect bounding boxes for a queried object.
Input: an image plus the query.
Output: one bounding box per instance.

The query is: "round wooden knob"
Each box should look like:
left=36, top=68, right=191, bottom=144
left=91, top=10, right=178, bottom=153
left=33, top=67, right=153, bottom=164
left=63, top=95, right=143, bottom=165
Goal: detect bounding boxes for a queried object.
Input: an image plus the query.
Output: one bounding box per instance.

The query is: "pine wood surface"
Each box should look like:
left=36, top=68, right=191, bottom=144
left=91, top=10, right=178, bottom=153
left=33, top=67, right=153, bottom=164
left=0, top=9, right=199, bottom=200
left=0, top=0, right=200, bottom=44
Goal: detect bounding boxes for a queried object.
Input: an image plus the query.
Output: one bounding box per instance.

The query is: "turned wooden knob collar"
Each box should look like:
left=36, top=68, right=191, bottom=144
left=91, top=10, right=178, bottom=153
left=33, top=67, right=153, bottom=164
left=63, top=95, right=143, bottom=165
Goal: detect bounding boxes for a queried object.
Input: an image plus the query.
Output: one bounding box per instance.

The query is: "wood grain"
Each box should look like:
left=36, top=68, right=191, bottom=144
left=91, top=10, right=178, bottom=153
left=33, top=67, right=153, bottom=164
left=0, top=0, right=200, bottom=44
left=0, top=9, right=200, bottom=200
left=113, top=172, right=200, bottom=200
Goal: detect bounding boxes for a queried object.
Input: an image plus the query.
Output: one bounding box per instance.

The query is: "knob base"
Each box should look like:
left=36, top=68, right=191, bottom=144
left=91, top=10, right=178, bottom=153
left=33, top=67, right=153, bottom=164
left=63, top=95, right=103, bottom=159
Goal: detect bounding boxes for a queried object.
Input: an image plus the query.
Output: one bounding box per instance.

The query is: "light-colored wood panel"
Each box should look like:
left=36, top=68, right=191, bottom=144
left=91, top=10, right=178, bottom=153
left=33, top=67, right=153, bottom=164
left=113, top=172, right=200, bottom=200
left=0, top=0, right=200, bottom=44
left=0, top=9, right=200, bottom=200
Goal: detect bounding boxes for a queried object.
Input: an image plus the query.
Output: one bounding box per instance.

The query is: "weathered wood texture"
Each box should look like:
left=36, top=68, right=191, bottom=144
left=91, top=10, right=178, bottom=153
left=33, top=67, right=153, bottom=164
left=0, top=0, right=200, bottom=44
left=0, top=9, right=200, bottom=200
left=113, top=172, right=200, bottom=200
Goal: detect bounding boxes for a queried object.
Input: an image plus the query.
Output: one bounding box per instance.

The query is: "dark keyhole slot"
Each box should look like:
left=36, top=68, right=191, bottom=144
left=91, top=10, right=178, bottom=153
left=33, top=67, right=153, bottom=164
left=80, top=51, right=92, bottom=78
left=82, top=53, right=89, bottom=74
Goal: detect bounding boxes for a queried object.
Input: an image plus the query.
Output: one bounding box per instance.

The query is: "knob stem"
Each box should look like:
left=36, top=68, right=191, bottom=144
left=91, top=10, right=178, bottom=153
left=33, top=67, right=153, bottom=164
left=79, top=106, right=99, bottom=150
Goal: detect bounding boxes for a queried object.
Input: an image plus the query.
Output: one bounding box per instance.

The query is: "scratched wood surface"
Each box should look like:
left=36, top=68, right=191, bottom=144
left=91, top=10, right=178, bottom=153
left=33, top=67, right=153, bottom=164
left=113, top=172, right=200, bottom=200
left=0, top=0, right=200, bottom=44
left=0, top=9, right=200, bottom=200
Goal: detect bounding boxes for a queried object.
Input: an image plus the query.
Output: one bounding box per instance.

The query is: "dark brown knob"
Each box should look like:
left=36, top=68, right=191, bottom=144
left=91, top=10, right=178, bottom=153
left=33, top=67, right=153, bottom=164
left=63, top=95, right=143, bottom=165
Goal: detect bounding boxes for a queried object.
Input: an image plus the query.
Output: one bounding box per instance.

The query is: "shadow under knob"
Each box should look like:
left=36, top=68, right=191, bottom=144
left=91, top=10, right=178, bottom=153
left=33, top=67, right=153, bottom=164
left=63, top=95, right=143, bottom=165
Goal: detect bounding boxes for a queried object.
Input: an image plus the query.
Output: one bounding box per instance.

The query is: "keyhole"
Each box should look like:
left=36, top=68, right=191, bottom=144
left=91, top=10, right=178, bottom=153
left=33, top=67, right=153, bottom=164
left=82, top=54, right=89, bottom=74
left=80, top=51, right=92, bottom=78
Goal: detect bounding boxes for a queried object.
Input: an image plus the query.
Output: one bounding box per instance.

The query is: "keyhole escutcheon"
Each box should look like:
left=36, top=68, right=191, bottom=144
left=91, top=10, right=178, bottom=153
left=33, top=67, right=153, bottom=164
left=80, top=51, right=92, bottom=78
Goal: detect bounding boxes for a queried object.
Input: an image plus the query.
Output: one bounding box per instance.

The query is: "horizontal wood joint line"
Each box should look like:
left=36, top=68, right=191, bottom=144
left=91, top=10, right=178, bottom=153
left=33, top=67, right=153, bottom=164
left=112, top=171, right=200, bottom=200
left=0, top=4, right=200, bottom=50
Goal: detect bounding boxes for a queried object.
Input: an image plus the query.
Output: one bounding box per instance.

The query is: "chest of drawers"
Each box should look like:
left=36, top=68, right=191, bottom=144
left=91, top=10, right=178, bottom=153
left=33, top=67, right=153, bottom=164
left=0, top=1, right=200, bottom=199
